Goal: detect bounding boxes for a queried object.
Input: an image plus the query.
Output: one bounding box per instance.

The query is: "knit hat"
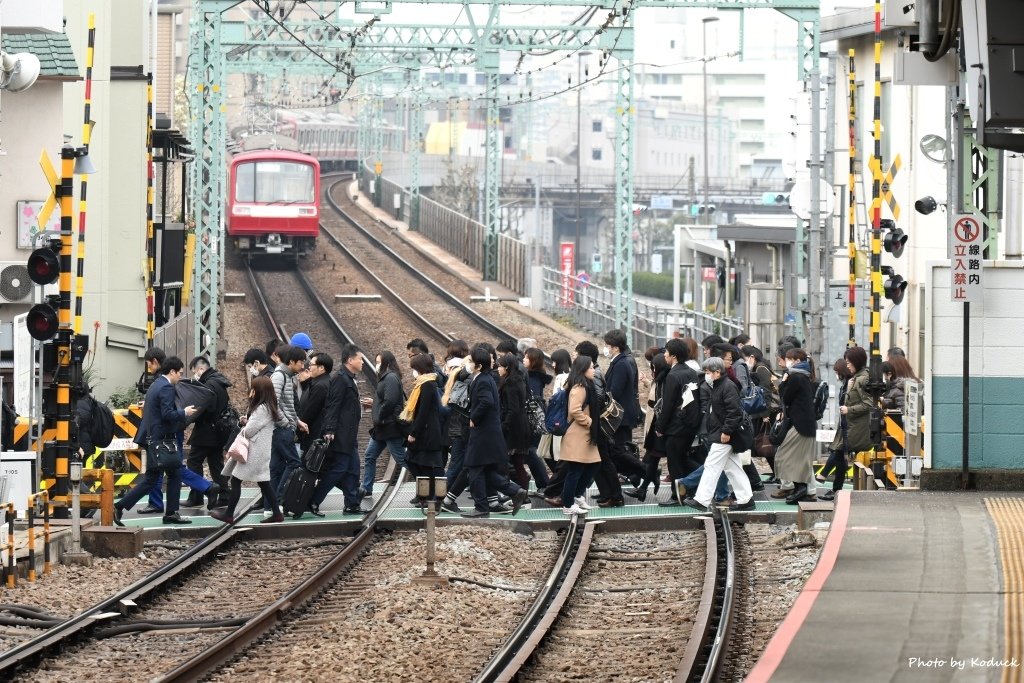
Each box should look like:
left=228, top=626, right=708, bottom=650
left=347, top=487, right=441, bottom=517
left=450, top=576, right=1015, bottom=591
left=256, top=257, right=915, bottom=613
left=289, top=332, right=313, bottom=350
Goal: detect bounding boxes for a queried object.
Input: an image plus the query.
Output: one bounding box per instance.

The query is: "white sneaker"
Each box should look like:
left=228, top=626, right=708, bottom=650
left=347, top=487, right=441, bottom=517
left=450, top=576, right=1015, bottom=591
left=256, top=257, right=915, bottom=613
left=562, top=503, right=586, bottom=515
left=574, top=496, right=592, bottom=511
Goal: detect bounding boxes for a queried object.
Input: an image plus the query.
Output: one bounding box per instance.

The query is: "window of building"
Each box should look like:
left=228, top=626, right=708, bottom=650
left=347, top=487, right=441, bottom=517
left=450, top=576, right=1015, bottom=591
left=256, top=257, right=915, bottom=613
left=592, top=148, right=602, bottom=161
left=592, top=120, right=602, bottom=133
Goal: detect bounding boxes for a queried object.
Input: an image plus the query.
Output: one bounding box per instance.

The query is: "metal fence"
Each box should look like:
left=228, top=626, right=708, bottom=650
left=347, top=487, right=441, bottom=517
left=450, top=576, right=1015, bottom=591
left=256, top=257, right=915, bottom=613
left=153, top=308, right=194, bottom=362
left=359, top=168, right=528, bottom=296
left=539, top=267, right=745, bottom=350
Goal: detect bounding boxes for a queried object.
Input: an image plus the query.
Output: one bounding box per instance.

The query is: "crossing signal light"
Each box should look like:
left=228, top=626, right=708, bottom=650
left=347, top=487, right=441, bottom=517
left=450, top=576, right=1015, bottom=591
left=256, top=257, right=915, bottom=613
left=27, top=240, right=60, bottom=285
left=761, top=192, right=790, bottom=206
left=27, top=295, right=59, bottom=341
left=881, top=219, right=908, bottom=258
left=881, top=266, right=907, bottom=305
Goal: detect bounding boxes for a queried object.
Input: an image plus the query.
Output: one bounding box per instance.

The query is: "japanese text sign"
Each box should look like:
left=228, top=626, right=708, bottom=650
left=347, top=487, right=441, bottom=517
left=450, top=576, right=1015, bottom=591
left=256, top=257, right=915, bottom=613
left=951, top=214, right=983, bottom=303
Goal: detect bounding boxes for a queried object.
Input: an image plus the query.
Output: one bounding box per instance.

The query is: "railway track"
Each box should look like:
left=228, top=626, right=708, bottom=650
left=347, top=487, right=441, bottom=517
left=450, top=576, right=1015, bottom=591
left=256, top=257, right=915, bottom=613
left=473, top=512, right=742, bottom=683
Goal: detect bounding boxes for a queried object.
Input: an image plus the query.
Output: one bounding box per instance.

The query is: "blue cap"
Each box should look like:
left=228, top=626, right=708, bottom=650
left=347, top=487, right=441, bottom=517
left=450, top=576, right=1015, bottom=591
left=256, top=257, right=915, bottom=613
left=289, top=332, right=313, bottom=350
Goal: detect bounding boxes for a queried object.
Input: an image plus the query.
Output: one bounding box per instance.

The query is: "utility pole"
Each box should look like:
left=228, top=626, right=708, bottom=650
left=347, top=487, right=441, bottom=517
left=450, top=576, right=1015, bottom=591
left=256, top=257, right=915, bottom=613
left=575, top=52, right=590, bottom=273
left=702, top=16, right=718, bottom=227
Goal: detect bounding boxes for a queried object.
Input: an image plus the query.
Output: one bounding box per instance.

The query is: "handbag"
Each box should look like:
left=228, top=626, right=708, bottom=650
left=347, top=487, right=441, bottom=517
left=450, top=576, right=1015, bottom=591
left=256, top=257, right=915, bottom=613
left=226, top=432, right=250, bottom=463
left=754, top=421, right=776, bottom=459
left=526, top=396, right=548, bottom=436
left=768, top=411, right=791, bottom=447
left=741, top=384, right=768, bottom=414
left=150, top=438, right=180, bottom=471
left=600, top=396, right=625, bottom=440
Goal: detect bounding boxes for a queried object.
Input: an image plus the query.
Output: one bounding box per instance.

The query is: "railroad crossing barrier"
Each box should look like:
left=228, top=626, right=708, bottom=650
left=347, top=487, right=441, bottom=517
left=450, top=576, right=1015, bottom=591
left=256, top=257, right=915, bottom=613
left=26, top=491, right=51, bottom=582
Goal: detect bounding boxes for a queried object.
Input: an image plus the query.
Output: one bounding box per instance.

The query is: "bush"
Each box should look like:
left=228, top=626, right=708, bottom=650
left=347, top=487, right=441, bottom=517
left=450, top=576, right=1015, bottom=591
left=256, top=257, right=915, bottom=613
left=106, top=385, right=141, bottom=410
left=631, top=271, right=676, bottom=300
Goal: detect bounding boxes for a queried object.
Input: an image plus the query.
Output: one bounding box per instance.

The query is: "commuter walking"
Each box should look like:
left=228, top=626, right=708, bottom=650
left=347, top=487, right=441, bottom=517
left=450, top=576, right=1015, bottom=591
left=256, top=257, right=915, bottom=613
left=774, top=348, right=818, bottom=504
left=360, top=351, right=407, bottom=496
left=461, top=347, right=528, bottom=518
left=625, top=348, right=668, bottom=501
left=601, top=330, right=645, bottom=492
left=184, top=356, right=231, bottom=507
left=683, top=357, right=755, bottom=512
left=656, top=339, right=704, bottom=505
left=114, top=357, right=197, bottom=525
left=403, top=353, right=445, bottom=503
left=497, top=353, right=532, bottom=489
left=269, top=344, right=308, bottom=501
left=821, top=347, right=873, bottom=501
left=316, top=345, right=366, bottom=514
left=211, top=377, right=285, bottom=524
left=559, top=356, right=602, bottom=515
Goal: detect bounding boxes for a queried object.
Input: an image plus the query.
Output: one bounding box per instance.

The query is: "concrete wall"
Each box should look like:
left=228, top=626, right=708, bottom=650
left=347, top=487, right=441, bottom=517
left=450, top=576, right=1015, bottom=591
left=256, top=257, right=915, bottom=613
left=927, top=262, right=1024, bottom=470
left=63, top=1, right=151, bottom=398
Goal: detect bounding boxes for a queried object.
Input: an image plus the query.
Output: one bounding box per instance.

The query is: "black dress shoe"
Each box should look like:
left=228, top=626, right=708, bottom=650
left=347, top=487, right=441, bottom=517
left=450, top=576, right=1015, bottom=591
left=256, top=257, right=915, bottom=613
left=461, top=509, right=490, bottom=518
left=820, top=490, right=836, bottom=502
left=598, top=498, right=625, bottom=508
left=308, top=504, right=326, bottom=518
left=658, top=498, right=681, bottom=507
left=343, top=506, right=366, bottom=515
left=511, top=489, right=529, bottom=516
left=682, top=497, right=709, bottom=512
left=785, top=485, right=810, bottom=505
left=627, top=474, right=642, bottom=488
left=205, top=484, right=222, bottom=510
left=183, top=493, right=204, bottom=507
left=137, top=505, right=163, bottom=515
left=623, top=487, right=647, bottom=502
left=113, top=505, right=124, bottom=527
left=751, top=483, right=766, bottom=492
left=162, top=512, right=192, bottom=525
left=729, top=498, right=756, bottom=512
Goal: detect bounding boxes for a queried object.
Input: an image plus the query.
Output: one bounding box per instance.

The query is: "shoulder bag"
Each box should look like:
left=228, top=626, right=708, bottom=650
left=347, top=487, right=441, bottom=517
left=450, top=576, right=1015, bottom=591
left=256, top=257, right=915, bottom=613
left=150, top=438, right=181, bottom=471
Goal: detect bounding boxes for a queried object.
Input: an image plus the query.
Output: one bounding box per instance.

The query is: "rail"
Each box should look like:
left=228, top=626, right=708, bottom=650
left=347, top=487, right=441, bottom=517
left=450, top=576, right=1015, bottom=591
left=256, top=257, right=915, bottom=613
left=475, top=516, right=593, bottom=683
left=323, top=179, right=541, bottom=355
left=0, top=519, right=244, bottom=675
left=155, top=465, right=409, bottom=683
left=675, top=511, right=736, bottom=682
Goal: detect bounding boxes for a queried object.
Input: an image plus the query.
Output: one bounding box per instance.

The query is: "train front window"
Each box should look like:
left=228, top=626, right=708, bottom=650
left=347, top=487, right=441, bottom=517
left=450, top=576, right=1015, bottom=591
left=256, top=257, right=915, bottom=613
left=234, top=161, right=314, bottom=204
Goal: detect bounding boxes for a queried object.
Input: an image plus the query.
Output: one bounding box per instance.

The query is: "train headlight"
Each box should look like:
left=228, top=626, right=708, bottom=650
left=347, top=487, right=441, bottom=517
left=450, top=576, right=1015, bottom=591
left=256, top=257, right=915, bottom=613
left=237, top=237, right=250, bottom=249
left=233, top=205, right=251, bottom=216
left=298, top=207, right=316, bottom=216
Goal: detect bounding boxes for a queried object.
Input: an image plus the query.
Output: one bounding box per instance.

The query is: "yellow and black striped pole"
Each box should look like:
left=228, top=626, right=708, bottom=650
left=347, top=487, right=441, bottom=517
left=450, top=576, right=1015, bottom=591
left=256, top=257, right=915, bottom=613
left=847, top=48, right=857, bottom=348
left=73, top=13, right=95, bottom=335
left=53, top=145, right=76, bottom=510
left=870, top=2, right=883, bottom=368
left=145, top=73, right=155, bottom=345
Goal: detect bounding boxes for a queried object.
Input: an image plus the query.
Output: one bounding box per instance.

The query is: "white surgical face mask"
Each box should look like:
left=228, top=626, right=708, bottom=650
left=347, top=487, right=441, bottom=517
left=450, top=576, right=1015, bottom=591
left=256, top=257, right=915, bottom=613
left=248, top=365, right=259, bottom=377
left=705, top=373, right=715, bottom=385
left=193, top=372, right=203, bottom=382
left=602, top=346, right=611, bottom=358
left=785, top=360, right=794, bottom=369
left=412, top=369, right=420, bottom=378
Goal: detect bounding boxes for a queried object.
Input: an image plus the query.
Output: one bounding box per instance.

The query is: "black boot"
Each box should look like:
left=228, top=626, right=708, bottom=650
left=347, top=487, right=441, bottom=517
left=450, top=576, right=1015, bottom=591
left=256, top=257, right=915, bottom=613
left=785, top=483, right=809, bottom=505
left=623, top=480, right=649, bottom=502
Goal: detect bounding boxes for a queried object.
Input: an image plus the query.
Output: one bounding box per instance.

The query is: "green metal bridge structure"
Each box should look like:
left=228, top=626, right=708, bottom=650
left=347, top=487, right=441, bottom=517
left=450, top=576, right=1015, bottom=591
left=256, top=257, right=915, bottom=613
left=187, top=0, right=823, bottom=358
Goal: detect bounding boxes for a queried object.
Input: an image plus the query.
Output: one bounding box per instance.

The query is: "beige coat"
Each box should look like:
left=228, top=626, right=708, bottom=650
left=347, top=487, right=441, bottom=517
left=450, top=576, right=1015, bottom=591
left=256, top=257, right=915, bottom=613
left=559, top=385, right=601, bottom=464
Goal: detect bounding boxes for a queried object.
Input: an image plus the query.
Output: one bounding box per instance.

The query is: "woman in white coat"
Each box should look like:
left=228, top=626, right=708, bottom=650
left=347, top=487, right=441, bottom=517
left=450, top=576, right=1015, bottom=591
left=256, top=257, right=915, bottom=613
left=211, top=376, right=284, bottom=524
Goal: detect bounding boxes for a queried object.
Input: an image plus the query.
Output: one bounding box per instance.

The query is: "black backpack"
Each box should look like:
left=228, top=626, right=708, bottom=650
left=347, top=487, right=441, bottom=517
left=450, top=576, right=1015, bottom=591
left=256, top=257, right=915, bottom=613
left=813, top=380, right=830, bottom=421
left=88, top=397, right=116, bottom=449
left=213, top=404, right=241, bottom=444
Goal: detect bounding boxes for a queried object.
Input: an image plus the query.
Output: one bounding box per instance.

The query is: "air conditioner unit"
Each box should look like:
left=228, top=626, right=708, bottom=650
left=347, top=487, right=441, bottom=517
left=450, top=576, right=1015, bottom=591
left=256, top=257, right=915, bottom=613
left=0, top=262, right=34, bottom=304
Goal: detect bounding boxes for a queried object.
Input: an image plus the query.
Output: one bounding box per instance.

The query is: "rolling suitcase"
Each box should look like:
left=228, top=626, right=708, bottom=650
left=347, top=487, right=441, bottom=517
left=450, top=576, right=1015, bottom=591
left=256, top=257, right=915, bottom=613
left=282, top=467, right=318, bottom=517
left=303, top=438, right=329, bottom=473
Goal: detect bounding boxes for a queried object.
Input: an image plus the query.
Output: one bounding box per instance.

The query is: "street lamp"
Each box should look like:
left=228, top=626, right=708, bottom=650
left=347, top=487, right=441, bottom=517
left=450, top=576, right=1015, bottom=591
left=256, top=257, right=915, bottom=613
left=575, top=51, right=591, bottom=272
left=702, top=16, right=718, bottom=227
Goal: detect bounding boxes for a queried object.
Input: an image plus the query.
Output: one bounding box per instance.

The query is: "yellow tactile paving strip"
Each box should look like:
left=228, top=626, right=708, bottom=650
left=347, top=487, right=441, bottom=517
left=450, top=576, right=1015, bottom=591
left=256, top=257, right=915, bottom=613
left=985, top=497, right=1024, bottom=683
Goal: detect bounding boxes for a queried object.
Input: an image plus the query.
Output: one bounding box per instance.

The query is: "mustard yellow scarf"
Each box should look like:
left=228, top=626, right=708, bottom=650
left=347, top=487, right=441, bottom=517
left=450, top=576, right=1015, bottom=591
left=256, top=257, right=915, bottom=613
left=400, top=373, right=437, bottom=422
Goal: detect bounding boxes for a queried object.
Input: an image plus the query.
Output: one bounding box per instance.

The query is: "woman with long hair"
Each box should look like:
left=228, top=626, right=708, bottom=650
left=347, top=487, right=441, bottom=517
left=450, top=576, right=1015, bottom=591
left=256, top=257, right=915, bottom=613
left=403, top=353, right=445, bottom=505
left=821, top=347, right=873, bottom=501
left=211, top=376, right=284, bottom=524
left=360, top=350, right=407, bottom=497
left=773, top=348, right=819, bottom=503
left=882, top=355, right=918, bottom=410
left=497, top=352, right=532, bottom=489
left=625, top=349, right=668, bottom=501
left=522, top=347, right=552, bottom=488
left=559, top=355, right=602, bottom=515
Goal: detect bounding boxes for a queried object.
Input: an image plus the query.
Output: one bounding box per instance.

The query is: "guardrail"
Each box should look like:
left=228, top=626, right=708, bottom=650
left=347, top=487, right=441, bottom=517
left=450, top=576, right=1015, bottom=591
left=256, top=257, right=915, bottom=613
left=539, top=267, right=745, bottom=350
left=359, top=169, right=528, bottom=296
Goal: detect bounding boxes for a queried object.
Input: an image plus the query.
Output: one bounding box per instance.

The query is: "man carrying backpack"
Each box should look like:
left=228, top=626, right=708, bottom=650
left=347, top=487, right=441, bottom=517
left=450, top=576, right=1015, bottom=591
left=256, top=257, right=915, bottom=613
left=656, top=339, right=703, bottom=505
left=184, top=356, right=231, bottom=508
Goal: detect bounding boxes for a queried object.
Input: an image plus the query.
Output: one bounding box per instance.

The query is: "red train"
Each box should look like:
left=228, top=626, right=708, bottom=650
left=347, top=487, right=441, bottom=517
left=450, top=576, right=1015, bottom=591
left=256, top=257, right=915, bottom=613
left=226, top=135, right=320, bottom=263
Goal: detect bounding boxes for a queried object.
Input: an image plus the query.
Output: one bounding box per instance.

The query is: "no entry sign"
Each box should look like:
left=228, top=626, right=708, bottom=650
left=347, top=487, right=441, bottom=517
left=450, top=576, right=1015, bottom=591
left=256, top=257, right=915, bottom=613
left=950, top=214, right=983, bottom=303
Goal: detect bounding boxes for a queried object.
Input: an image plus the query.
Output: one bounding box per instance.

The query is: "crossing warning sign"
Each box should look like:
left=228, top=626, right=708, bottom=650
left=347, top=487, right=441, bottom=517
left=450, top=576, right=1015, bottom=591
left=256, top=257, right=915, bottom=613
left=951, top=214, right=983, bottom=303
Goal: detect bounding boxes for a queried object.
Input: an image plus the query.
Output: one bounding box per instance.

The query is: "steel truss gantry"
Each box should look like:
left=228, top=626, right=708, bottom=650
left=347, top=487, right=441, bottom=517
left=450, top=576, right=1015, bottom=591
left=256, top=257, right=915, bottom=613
left=192, top=0, right=820, bottom=352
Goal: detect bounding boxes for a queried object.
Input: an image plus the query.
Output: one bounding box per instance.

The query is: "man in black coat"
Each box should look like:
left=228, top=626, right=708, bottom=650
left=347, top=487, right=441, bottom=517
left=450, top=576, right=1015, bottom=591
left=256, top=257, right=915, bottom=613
left=114, top=357, right=197, bottom=525
left=316, top=345, right=365, bottom=514
left=461, top=347, right=528, bottom=518
left=683, top=357, right=754, bottom=512
left=656, top=339, right=704, bottom=505
left=184, top=356, right=230, bottom=507
left=298, top=351, right=333, bottom=452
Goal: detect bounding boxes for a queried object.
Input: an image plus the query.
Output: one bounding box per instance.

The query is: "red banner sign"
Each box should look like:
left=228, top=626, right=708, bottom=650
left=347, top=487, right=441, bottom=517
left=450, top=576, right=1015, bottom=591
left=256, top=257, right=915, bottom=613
left=560, top=242, right=575, bottom=306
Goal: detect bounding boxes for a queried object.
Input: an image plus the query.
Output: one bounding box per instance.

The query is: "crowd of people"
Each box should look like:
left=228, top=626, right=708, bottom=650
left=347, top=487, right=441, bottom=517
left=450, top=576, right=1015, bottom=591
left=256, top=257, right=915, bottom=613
left=112, top=327, right=914, bottom=522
